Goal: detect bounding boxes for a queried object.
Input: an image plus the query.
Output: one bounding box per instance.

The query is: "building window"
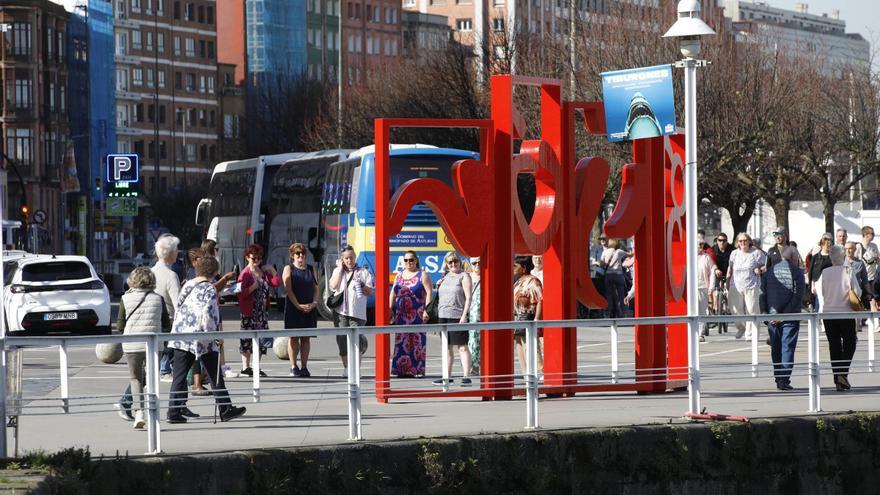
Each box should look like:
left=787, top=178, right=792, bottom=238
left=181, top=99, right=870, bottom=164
left=157, top=0, right=164, bottom=14
left=135, top=103, right=144, bottom=122
left=158, top=70, right=166, bottom=88
left=223, top=114, right=239, bottom=138
left=207, top=41, right=215, bottom=59
left=200, top=144, right=207, bottom=161
left=209, top=110, right=215, bottom=127
left=115, top=32, right=128, bottom=55
left=13, top=78, right=32, bottom=109
left=185, top=143, right=196, bottom=162
left=197, top=5, right=205, bottom=23
left=186, top=73, right=196, bottom=91
left=132, top=0, right=142, bottom=11
left=48, top=82, right=56, bottom=111
left=132, top=68, right=144, bottom=86
left=157, top=33, right=165, bottom=53
left=207, top=76, right=215, bottom=94
left=456, top=18, right=473, bottom=31
left=174, top=0, right=181, bottom=19
left=45, top=132, right=59, bottom=165
left=134, top=140, right=144, bottom=156
left=146, top=68, right=154, bottom=87
left=148, top=104, right=155, bottom=123
left=116, top=69, right=128, bottom=91
left=174, top=36, right=181, bottom=56
left=47, top=27, right=55, bottom=61
left=117, top=104, right=129, bottom=127
left=132, top=30, right=142, bottom=50
left=159, top=105, right=166, bottom=124
left=493, top=18, right=505, bottom=31
left=8, top=23, right=32, bottom=56
left=199, top=75, right=206, bottom=93
left=148, top=140, right=156, bottom=159
left=146, top=31, right=154, bottom=51
left=159, top=140, right=167, bottom=159
left=60, top=85, right=65, bottom=111
left=7, top=128, right=33, bottom=165
left=206, top=6, right=214, bottom=24
left=184, top=2, right=194, bottom=21
left=185, top=38, right=195, bottom=57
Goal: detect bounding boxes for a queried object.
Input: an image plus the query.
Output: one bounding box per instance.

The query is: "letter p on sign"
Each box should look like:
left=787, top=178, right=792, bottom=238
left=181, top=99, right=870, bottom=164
left=105, top=154, right=140, bottom=184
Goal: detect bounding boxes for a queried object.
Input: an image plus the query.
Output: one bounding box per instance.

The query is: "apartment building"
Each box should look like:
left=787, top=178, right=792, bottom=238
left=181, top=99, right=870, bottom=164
left=0, top=0, right=71, bottom=253
left=113, top=0, right=219, bottom=196
left=723, top=1, right=870, bottom=74
left=341, top=0, right=401, bottom=85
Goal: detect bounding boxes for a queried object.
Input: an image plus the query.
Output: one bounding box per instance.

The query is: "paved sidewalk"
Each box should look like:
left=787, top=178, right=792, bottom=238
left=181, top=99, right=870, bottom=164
left=9, top=309, right=880, bottom=457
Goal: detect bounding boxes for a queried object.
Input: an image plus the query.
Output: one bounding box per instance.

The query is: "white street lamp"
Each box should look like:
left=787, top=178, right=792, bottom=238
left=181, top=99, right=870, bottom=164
left=663, top=0, right=714, bottom=416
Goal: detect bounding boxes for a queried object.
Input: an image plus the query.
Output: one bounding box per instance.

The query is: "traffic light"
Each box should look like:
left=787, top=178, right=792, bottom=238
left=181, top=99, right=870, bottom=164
left=20, top=204, right=29, bottom=231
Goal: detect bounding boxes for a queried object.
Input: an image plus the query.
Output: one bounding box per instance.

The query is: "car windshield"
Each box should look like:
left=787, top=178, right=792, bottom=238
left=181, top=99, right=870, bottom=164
left=3, top=261, right=17, bottom=285
left=21, top=262, right=92, bottom=282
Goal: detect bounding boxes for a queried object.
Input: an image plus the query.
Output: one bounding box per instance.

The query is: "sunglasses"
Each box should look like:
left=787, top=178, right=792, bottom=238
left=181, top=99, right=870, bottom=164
left=293, top=252, right=304, bottom=257
left=447, top=259, right=460, bottom=264
left=403, top=258, right=417, bottom=262
left=472, top=261, right=480, bottom=266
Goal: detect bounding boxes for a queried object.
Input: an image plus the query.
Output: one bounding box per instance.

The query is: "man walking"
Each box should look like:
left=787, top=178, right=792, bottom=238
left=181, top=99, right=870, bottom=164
left=766, top=227, right=801, bottom=269
left=760, top=249, right=805, bottom=391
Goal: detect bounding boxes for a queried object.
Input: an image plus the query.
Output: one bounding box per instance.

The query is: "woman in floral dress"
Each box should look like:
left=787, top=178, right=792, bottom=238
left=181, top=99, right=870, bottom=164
left=467, top=257, right=482, bottom=376
left=167, top=255, right=246, bottom=424
left=390, top=250, right=433, bottom=377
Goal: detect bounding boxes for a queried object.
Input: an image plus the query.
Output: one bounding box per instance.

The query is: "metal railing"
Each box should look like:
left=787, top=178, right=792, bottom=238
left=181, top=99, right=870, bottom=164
left=0, top=310, right=876, bottom=456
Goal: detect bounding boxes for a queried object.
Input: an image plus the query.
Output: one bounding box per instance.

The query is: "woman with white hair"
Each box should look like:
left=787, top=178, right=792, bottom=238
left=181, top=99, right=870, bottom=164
left=815, top=245, right=861, bottom=391
left=152, top=234, right=181, bottom=383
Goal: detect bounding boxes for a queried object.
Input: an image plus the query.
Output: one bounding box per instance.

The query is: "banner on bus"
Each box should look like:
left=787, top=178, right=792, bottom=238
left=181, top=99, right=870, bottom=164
left=601, top=64, right=676, bottom=143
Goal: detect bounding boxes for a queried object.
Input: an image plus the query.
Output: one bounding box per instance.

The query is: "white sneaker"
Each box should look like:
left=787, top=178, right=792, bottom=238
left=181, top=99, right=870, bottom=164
left=133, top=410, right=146, bottom=429
left=223, top=366, right=239, bottom=378
left=160, top=373, right=173, bottom=383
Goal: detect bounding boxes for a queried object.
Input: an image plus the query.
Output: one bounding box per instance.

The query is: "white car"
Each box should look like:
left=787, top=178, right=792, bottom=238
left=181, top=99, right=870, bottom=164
left=3, top=255, right=111, bottom=336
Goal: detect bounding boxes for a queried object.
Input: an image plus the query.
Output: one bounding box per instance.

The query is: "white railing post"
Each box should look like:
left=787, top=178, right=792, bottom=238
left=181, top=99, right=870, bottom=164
left=808, top=314, right=821, bottom=413
left=750, top=317, right=759, bottom=378
left=145, top=334, right=162, bottom=454
left=252, top=335, right=260, bottom=402
left=440, top=325, right=450, bottom=390
left=868, top=313, right=875, bottom=373
left=0, top=341, right=7, bottom=458
left=346, top=327, right=362, bottom=441
left=610, top=322, right=619, bottom=383
left=525, top=320, right=539, bottom=430
left=687, top=315, right=701, bottom=415
left=59, top=343, right=69, bottom=413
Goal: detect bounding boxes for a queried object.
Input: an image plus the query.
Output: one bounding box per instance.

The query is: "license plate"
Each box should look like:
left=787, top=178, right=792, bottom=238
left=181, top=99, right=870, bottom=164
left=44, top=312, right=77, bottom=321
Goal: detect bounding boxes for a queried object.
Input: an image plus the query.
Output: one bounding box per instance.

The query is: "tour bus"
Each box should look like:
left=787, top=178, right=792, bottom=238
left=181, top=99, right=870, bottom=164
left=195, top=150, right=350, bottom=279
left=196, top=145, right=479, bottom=320
left=267, top=145, right=478, bottom=320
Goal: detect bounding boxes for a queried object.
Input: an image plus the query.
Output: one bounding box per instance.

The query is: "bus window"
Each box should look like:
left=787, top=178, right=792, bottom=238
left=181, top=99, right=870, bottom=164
left=209, top=168, right=256, bottom=217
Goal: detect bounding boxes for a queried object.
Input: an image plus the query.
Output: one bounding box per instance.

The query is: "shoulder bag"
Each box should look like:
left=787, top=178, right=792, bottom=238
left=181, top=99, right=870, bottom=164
left=424, top=273, right=443, bottom=322
left=846, top=267, right=864, bottom=311
left=327, top=271, right=353, bottom=309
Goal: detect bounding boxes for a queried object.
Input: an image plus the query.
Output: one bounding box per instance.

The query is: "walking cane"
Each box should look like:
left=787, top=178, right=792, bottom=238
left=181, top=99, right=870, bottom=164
left=213, top=342, right=221, bottom=424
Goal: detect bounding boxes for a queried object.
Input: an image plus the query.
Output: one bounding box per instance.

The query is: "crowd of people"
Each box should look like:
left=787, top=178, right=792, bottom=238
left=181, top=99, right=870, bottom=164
left=112, top=225, right=875, bottom=427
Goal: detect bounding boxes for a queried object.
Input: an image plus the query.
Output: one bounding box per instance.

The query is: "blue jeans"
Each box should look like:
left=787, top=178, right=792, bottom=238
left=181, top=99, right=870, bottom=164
left=767, top=320, right=800, bottom=383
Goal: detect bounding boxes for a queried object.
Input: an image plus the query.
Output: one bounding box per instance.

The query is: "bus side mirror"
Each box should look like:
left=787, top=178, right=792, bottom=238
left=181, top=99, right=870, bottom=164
left=195, top=198, right=211, bottom=227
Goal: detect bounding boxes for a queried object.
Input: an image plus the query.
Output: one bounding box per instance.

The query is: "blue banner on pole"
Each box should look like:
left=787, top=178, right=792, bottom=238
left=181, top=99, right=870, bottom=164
left=601, top=64, right=676, bottom=143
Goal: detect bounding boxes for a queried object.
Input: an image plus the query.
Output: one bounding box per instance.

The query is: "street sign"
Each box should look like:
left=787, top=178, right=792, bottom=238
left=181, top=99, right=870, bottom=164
left=105, top=154, right=140, bottom=184
left=106, top=197, right=138, bottom=217
left=32, top=209, right=47, bottom=225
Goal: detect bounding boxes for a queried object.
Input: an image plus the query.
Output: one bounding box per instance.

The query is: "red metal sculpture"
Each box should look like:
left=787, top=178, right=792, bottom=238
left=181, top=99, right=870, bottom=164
left=374, top=75, right=687, bottom=402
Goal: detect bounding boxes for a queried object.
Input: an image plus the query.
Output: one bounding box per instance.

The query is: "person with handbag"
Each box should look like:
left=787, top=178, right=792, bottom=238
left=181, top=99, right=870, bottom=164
left=115, top=267, right=171, bottom=429
left=237, top=244, right=281, bottom=377
left=815, top=245, right=861, bottom=391
left=432, top=252, right=473, bottom=386
left=390, top=250, right=433, bottom=378
left=167, top=255, right=246, bottom=423
left=513, top=256, right=544, bottom=377
left=759, top=249, right=804, bottom=391
left=328, top=246, right=374, bottom=377
left=282, top=242, right=319, bottom=377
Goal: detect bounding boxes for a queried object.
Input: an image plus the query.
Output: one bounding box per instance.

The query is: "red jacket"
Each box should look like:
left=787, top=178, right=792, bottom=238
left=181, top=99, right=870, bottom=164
left=237, top=266, right=281, bottom=317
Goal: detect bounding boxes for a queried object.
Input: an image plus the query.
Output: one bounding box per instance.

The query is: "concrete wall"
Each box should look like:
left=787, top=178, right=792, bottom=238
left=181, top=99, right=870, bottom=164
left=40, top=413, right=880, bottom=494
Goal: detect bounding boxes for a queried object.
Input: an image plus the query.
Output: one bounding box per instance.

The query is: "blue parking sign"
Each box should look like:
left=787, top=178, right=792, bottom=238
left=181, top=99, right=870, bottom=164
left=105, top=154, right=140, bottom=183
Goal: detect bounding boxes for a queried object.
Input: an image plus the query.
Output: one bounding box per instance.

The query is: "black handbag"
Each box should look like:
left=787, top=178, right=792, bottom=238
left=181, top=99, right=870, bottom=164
left=327, top=272, right=353, bottom=309
left=424, top=276, right=444, bottom=322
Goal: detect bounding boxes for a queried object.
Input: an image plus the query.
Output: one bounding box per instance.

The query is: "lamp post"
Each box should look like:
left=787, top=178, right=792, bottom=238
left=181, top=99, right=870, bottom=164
left=663, top=0, right=714, bottom=416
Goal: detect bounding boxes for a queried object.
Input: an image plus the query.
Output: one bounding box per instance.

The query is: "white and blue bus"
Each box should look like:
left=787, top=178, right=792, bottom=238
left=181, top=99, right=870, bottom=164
left=196, top=145, right=479, bottom=321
